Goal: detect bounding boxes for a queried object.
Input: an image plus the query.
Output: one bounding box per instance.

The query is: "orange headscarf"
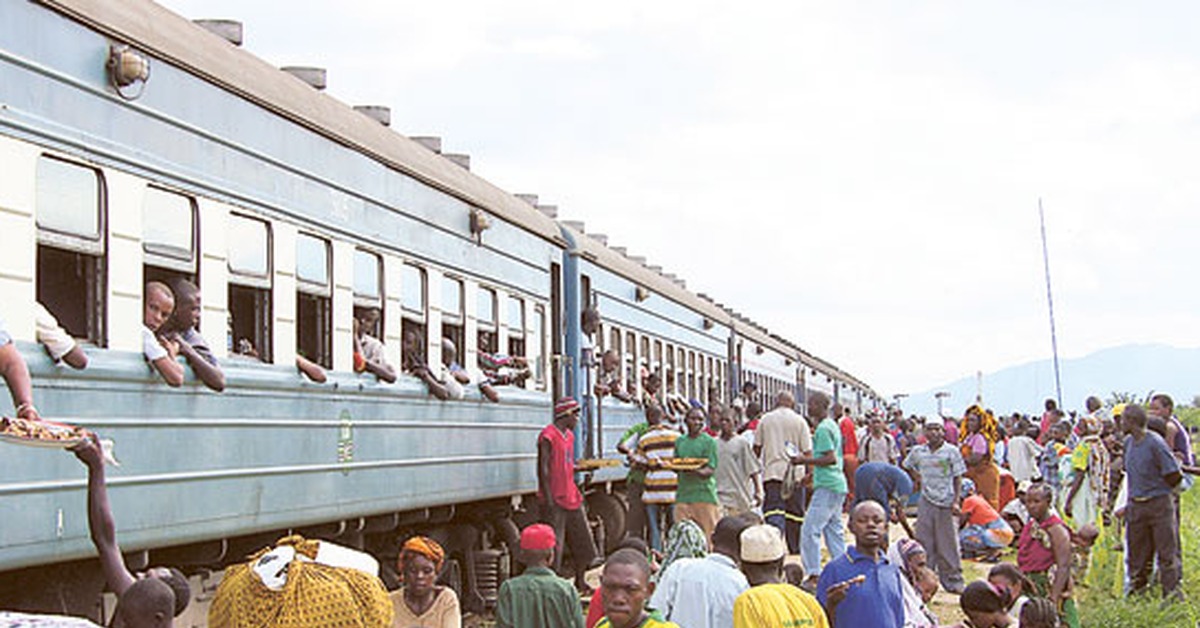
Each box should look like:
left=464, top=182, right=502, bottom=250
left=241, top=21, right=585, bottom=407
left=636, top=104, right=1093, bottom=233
left=398, top=536, right=445, bottom=576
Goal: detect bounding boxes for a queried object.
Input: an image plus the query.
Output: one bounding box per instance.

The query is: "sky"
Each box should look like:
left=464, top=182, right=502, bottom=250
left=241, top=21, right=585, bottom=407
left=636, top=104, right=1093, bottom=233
left=158, top=0, right=1200, bottom=402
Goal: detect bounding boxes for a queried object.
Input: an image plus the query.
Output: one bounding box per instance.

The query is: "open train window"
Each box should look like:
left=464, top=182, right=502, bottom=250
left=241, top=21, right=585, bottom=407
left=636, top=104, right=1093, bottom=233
left=227, top=214, right=272, bottom=361
left=36, top=156, right=106, bottom=346
left=441, top=275, right=464, bottom=362
left=296, top=233, right=331, bottom=368
left=354, top=249, right=383, bottom=338
left=400, top=264, right=427, bottom=368
left=477, top=286, right=497, bottom=355
left=506, top=295, right=525, bottom=360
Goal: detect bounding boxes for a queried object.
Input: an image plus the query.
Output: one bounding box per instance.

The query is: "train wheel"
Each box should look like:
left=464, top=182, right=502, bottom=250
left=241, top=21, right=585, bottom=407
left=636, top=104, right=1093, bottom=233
left=587, top=492, right=626, bottom=554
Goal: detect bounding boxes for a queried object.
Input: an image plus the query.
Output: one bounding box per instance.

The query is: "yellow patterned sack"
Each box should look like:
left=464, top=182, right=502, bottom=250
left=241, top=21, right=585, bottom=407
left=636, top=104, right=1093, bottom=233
left=209, top=535, right=393, bottom=628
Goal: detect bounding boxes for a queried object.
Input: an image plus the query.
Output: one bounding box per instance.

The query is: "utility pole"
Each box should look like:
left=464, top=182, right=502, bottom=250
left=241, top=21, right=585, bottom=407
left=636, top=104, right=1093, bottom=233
left=1039, top=199, right=1064, bottom=409
left=935, top=391, right=951, bottom=417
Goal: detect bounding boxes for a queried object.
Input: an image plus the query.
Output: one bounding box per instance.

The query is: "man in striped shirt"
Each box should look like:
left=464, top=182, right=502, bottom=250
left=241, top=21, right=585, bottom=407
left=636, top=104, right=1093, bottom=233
left=625, top=404, right=679, bottom=552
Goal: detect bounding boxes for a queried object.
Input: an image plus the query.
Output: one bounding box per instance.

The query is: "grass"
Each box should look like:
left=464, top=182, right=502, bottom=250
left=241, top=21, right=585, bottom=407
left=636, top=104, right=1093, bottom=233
left=1075, top=406, right=1200, bottom=627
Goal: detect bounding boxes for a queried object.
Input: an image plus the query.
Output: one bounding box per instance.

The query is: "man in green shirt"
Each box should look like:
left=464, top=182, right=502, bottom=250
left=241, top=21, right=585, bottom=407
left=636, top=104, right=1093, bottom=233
left=791, top=392, right=846, bottom=589
left=674, top=407, right=720, bottom=544
left=496, top=524, right=585, bottom=628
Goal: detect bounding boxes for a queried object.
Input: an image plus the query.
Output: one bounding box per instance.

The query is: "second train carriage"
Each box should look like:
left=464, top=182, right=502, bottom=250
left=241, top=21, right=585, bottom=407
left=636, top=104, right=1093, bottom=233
left=0, top=0, right=880, bottom=616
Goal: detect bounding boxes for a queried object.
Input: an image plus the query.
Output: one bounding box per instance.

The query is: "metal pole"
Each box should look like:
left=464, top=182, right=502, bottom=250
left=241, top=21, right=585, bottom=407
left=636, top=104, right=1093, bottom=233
left=1039, top=199, right=1064, bottom=409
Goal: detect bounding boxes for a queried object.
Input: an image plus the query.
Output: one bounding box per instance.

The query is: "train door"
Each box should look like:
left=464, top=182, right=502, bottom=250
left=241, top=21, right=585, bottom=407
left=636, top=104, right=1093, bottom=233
left=550, top=261, right=563, bottom=401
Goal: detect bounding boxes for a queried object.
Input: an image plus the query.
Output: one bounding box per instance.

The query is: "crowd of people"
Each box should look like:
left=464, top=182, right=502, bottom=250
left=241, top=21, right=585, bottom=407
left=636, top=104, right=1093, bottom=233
left=2, top=295, right=1199, bottom=627
left=561, top=378, right=1198, bottom=628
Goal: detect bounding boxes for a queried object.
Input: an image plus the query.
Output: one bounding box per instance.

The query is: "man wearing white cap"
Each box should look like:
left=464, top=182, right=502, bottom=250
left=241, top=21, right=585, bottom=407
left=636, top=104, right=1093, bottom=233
left=732, top=525, right=829, bottom=628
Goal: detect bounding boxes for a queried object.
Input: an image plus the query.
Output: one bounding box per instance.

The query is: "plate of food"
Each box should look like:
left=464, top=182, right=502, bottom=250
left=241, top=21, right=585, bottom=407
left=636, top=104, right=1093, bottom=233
left=661, top=457, right=708, bottom=471
left=575, top=458, right=621, bottom=471
left=0, top=416, right=87, bottom=449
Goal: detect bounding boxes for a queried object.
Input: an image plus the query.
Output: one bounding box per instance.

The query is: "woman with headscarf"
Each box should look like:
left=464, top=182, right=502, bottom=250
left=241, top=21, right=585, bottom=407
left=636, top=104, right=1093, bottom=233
left=656, top=519, right=708, bottom=581
left=961, top=406, right=1002, bottom=510
left=887, top=538, right=938, bottom=627
left=391, top=536, right=461, bottom=628
left=1062, top=415, right=1110, bottom=528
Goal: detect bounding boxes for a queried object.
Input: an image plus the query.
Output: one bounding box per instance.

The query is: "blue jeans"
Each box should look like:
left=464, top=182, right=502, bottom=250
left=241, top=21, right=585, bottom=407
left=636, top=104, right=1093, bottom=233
left=800, top=487, right=847, bottom=577
left=645, top=503, right=665, bottom=552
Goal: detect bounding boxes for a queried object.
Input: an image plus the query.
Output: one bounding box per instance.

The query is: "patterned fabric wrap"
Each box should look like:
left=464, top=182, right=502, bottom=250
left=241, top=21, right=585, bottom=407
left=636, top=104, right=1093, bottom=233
left=399, top=536, right=445, bottom=575
left=208, top=536, right=393, bottom=628
left=658, top=519, right=708, bottom=577
left=961, top=405, right=999, bottom=458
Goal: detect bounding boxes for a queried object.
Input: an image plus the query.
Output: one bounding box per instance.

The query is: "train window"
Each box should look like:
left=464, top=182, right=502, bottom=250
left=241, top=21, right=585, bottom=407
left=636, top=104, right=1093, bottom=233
left=36, top=156, right=106, bottom=346
left=227, top=214, right=272, bottom=361
left=626, top=331, right=637, bottom=391
left=477, top=287, right=497, bottom=354
left=441, top=275, right=464, bottom=360
left=688, top=351, right=696, bottom=399
left=353, top=249, right=383, bottom=307
left=532, top=304, right=546, bottom=386
left=400, top=264, right=427, bottom=368
left=296, top=233, right=331, bottom=368
left=653, top=340, right=663, bottom=377
left=609, top=328, right=621, bottom=356
left=665, top=343, right=675, bottom=394
left=142, top=187, right=196, bottom=271
left=507, top=295, right=525, bottom=359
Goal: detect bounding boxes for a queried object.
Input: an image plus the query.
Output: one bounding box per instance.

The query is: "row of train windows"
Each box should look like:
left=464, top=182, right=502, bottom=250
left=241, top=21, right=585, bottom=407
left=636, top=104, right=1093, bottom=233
left=33, top=155, right=544, bottom=381
left=595, top=323, right=728, bottom=404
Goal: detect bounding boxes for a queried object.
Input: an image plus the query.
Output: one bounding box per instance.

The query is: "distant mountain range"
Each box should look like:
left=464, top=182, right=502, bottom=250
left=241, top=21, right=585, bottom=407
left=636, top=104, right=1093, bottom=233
left=902, top=344, right=1200, bottom=418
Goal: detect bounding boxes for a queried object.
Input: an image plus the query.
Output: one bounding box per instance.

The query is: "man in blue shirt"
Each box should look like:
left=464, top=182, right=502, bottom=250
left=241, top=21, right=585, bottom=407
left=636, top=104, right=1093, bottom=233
left=816, top=500, right=904, bottom=627
left=1122, top=404, right=1183, bottom=598
left=853, top=462, right=914, bottom=523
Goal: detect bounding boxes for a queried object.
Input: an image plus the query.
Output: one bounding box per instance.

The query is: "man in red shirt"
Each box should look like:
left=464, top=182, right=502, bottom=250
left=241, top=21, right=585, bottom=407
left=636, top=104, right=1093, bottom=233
left=838, top=405, right=860, bottom=511
left=539, top=397, right=599, bottom=592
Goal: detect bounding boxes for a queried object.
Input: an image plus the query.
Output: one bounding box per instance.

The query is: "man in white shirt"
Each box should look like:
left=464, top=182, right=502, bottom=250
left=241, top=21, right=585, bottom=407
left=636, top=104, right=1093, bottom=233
left=754, top=390, right=812, bottom=553
left=650, top=515, right=752, bottom=628
left=1006, top=422, right=1042, bottom=483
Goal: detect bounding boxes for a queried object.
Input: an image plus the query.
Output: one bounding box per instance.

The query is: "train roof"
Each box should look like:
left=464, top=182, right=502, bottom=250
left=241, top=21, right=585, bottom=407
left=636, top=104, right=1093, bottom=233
left=41, top=0, right=565, bottom=245
left=40, top=0, right=880, bottom=401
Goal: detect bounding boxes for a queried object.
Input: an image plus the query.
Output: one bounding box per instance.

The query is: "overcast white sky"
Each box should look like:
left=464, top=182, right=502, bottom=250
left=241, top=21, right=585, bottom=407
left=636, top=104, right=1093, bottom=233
left=160, top=0, right=1200, bottom=399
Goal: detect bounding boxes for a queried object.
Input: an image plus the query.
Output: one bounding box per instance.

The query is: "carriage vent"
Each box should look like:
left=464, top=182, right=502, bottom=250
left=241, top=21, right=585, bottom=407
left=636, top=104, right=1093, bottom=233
left=412, top=136, right=443, bottom=153
left=612, top=246, right=628, bottom=256
left=588, top=233, right=609, bottom=246
left=444, top=154, right=470, bottom=170
left=515, top=194, right=539, bottom=207
left=354, top=106, right=391, bottom=126
left=536, top=205, right=558, bottom=219
left=562, top=220, right=585, bottom=233
left=194, top=19, right=243, bottom=46
left=281, top=66, right=326, bottom=90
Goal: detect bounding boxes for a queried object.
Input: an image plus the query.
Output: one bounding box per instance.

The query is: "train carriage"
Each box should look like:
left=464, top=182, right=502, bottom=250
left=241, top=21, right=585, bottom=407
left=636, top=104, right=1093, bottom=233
left=0, top=0, right=879, bottom=617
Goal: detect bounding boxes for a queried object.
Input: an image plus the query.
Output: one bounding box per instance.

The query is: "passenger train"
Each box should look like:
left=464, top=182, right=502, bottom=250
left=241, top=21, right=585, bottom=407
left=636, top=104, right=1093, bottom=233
left=0, top=0, right=880, bottom=616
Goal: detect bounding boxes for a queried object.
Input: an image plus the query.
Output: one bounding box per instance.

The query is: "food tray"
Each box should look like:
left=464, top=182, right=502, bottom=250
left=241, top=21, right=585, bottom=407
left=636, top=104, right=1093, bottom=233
left=661, top=457, right=708, bottom=471
left=575, top=458, right=622, bottom=470
left=0, top=416, right=86, bottom=449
